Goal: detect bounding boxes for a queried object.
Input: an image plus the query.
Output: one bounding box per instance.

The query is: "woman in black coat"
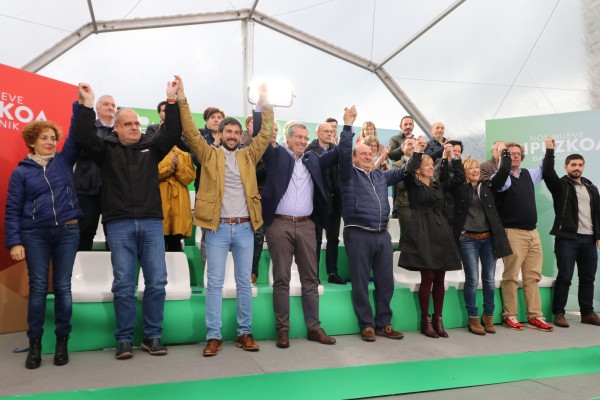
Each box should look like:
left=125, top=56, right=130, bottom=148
left=449, top=146, right=512, bottom=335
left=399, top=138, right=464, bottom=338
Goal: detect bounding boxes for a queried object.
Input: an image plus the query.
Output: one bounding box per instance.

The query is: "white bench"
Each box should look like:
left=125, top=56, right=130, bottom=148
left=71, top=251, right=114, bottom=302
left=392, top=251, right=449, bottom=292
left=137, top=252, right=192, bottom=301
left=269, top=258, right=325, bottom=296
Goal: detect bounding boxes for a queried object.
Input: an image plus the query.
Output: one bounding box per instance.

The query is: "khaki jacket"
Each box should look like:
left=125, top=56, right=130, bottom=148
left=179, top=99, right=273, bottom=231
left=158, top=146, right=195, bottom=237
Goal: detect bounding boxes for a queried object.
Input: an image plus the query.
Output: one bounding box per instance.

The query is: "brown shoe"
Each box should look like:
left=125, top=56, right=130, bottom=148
left=307, top=328, right=336, bottom=345
left=481, top=314, right=496, bottom=334
left=361, top=326, right=376, bottom=342
left=276, top=330, right=289, bottom=349
left=375, top=325, right=404, bottom=340
left=581, top=313, right=600, bottom=326
left=235, top=334, right=259, bottom=351
left=467, top=317, right=486, bottom=335
left=251, top=274, right=257, bottom=285
left=554, top=313, right=569, bottom=328
left=203, top=339, right=223, bottom=357
left=432, top=314, right=449, bottom=338
left=420, top=315, right=439, bottom=338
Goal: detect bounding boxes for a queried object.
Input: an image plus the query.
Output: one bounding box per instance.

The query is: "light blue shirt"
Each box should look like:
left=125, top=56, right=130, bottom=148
left=497, top=161, right=543, bottom=192
left=275, top=149, right=314, bottom=216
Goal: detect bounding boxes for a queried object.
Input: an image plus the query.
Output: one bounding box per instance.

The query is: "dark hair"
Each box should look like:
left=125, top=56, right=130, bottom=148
left=21, top=120, right=62, bottom=153
left=448, top=140, right=463, bottom=154
left=400, top=115, right=413, bottom=125
left=156, top=101, right=167, bottom=114
left=218, top=117, right=242, bottom=133
left=203, top=107, right=225, bottom=121
left=325, top=117, right=338, bottom=124
left=565, top=154, right=585, bottom=165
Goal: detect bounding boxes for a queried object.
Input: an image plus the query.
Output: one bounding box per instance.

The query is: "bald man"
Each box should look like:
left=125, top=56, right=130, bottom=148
left=425, top=122, right=447, bottom=162
left=305, top=122, right=346, bottom=284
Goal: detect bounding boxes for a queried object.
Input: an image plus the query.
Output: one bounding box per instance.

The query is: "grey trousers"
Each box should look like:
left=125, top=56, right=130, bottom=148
left=266, top=218, right=321, bottom=332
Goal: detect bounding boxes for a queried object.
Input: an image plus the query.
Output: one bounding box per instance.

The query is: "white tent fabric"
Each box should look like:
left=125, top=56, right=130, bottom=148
left=2, top=0, right=598, bottom=159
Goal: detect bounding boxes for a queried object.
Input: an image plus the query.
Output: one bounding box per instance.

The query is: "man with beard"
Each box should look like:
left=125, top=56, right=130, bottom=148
left=178, top=79, right=274, bottom=357
left=543, top=138, right=600, bottom=328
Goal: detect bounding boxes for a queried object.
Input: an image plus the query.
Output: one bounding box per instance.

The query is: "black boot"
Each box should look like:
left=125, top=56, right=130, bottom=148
left=432, top=314, right=449, bottom=338
left=420, top=315, right=439, bottom=338
left=54, top=335, right=69, bottom=366
left=25, top=338, right=42, bottom=369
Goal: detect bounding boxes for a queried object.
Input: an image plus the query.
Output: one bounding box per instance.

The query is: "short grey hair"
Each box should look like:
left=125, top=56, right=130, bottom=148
left=96, top=95, right=115, bottom=110
left=284, top=121, right=308, bottom=138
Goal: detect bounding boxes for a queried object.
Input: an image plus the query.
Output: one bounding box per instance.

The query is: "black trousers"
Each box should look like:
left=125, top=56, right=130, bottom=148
left=315, top=211, right=342, bottom=275
left=553, top=235, right=598, bottom=316
left=77, top=193, right=104, bottom=251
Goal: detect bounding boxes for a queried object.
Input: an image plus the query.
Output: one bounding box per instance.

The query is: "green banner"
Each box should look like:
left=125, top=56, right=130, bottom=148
left=487, top=110, right=600, bottom=306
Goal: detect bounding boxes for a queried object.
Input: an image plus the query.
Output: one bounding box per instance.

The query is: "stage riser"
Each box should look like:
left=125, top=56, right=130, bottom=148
left=39, top=286, right=554, bottom=354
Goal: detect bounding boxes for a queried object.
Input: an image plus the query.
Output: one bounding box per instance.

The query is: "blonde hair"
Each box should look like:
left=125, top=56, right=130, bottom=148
left=360, top=121, right=377, bottom=139
left=415, top=154, right=433, bottom=180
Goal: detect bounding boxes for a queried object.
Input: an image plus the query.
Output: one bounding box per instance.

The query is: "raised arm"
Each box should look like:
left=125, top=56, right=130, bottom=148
left=246, top=84, right=274, bottom=165
left=338, top=105, right=357, bottom=183
left=542, top=136, right=561, bottom=195
left=489, top=143, right=510, bottom=191
left=177, top=78, right=211, bottom=163
left=61, top=101, right=82, bottom=166
left=73, top=83, right=105, bottom=165
left=151, top=77, right=184, bottom=160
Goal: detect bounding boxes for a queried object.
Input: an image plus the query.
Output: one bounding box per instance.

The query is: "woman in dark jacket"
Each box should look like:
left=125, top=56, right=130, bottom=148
left=399, top=139, right=464, bottom=338
left=5, top=120, right=81, bottom=369
left=449, top=146, right=512, bottom=335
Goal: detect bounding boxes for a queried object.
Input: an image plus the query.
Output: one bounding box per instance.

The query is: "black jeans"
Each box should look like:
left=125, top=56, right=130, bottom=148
left=553, top=235, right=598, bottom=316
left=315, top=211, right=342, bottom=275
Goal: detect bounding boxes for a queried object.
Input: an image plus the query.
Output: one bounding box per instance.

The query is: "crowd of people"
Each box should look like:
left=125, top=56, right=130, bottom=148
left=5, top=76, right=600, bottom=370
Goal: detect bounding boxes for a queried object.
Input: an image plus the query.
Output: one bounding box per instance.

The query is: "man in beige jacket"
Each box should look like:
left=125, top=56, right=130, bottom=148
left=177, top=77, right=274, bottom=357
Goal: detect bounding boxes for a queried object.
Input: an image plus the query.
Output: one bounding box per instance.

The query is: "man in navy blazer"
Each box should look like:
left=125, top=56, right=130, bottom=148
left=261, top=119, right=339, bottom=349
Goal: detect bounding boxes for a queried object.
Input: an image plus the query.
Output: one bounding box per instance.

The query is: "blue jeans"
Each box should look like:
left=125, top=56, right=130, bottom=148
left=22, top=224, right=80, bottom=339
left=553, top=235, right=598, bottom=316
left=459, top=236, right=496, bottom=317
left=205, top=222, right=254, bottom=340
left=106, top=218, right=167, bottom=342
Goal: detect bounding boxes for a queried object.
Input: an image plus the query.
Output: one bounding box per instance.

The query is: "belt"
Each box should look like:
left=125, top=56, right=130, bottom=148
left=220, top=217, right=250, bottom=224
left=461, top=231, right=491, bottom=239
left=64, top=219, right=78, bottom=225
left=274, top=214, right=310, bottom=222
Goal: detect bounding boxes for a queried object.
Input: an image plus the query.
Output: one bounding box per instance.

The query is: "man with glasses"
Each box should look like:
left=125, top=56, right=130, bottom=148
left=261, top=120, right=339, bottom=349
left=495, top=141, right=553, bottom=332
left=74, top=79, right=184, bottom=359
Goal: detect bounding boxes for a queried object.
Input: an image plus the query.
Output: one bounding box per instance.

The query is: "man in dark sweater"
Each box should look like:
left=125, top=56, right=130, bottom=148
left=496, top=141, right=553, bottom=332
left=73, top=94, right=116, bottom=250
left=543, top=138, right=600, bottom=328
left=305, top=122, right=345, bottom=284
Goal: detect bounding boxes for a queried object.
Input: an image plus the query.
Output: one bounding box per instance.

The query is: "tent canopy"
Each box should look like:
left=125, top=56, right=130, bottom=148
left=2, top=0, right=597, bottom=158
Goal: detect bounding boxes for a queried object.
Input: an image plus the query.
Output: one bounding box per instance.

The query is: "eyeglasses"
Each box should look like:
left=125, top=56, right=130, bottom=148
left=120, top=121, right=141, bottom=128
left=509, top=152, right=522, bottom=157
